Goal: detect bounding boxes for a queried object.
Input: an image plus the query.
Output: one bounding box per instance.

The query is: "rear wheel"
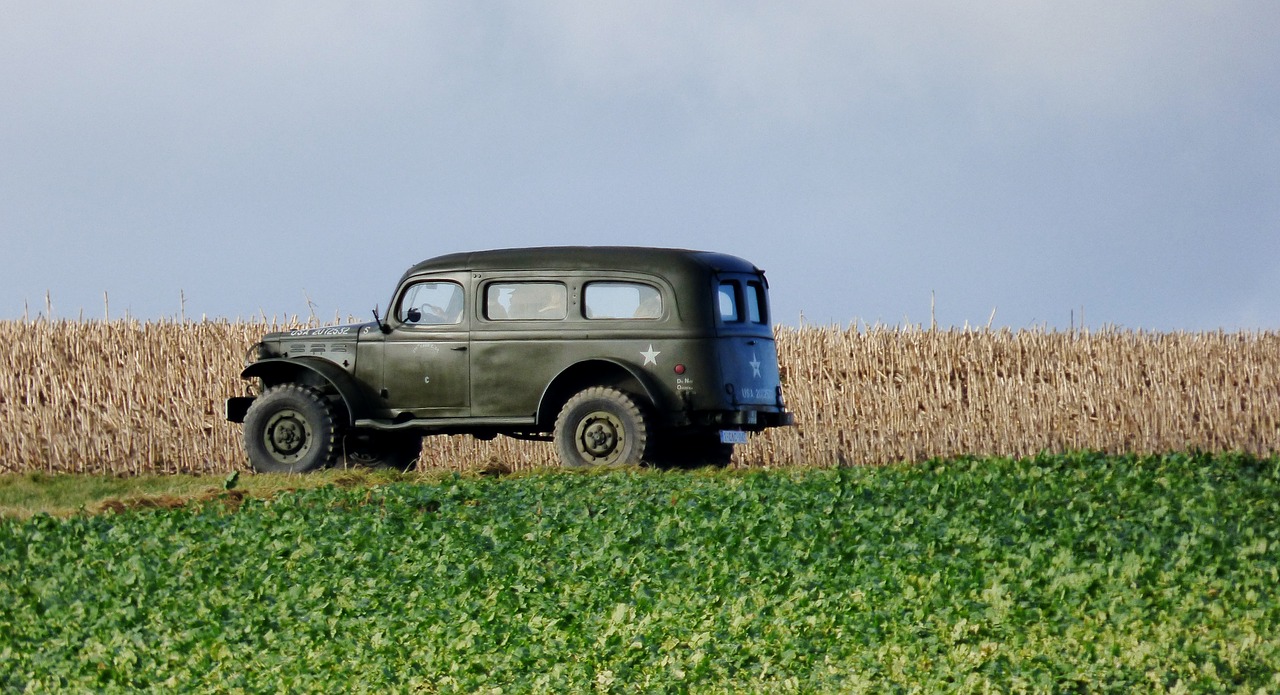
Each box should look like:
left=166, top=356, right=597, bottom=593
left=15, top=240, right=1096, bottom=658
left=341, top=432, right=422, bottom=472
left=554, top=387, right=650, bottom=468
left=242, top=384, right=340, bottom=473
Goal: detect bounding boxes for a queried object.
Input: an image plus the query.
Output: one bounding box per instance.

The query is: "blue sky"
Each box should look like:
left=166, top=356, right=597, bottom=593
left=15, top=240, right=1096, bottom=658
left=3, top=2, right=1277, bottom=330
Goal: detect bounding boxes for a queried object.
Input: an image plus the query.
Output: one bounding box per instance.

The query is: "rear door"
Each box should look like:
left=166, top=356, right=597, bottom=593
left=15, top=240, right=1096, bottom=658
left=469, top=278, right=573, bottom=418
left=715, top=275, right=782, bottom=411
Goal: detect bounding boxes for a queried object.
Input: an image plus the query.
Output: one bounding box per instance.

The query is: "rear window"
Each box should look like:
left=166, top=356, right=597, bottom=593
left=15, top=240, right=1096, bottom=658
left=718, top=279, right=768, bottom=325
left=584, top=282, right=662, bottom=319
left=746, top=281, right=767, bottom=324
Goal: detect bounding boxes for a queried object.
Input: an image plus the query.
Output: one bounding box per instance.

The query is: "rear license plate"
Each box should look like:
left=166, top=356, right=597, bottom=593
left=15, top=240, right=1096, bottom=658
left=719, top=430, right=749, bottom=444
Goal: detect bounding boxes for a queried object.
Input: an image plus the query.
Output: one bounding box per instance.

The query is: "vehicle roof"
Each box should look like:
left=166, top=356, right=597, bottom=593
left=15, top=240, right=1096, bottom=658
left=400, top=246, right=763, bottom=280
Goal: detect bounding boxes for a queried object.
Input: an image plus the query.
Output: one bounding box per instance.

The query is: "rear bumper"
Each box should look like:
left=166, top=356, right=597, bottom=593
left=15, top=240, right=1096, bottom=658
left=757, top=410, right=794, bottom=428
left=703, top=408, right=794, bottom=429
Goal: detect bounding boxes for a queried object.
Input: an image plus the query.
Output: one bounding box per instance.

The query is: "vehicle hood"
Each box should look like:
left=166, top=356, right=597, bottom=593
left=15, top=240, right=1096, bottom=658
left=264, top=322, right=377, bottom=343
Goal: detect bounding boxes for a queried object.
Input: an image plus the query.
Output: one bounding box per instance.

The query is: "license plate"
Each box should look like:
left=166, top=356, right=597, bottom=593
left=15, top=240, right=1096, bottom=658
left=719, top=430, right=749, bottom=445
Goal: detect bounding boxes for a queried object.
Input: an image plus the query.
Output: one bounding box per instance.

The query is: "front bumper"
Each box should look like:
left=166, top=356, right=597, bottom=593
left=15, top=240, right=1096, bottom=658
left=225, top=397, right=255, bottom=423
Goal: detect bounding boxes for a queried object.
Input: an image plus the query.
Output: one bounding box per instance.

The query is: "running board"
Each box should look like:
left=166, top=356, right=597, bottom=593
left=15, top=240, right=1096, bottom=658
left=353, top=416, right=538, bottom=432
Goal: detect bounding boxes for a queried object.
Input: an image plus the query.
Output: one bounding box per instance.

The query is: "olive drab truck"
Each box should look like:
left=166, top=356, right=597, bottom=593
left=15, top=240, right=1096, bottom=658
left=226, top=247, right=794, bottom=472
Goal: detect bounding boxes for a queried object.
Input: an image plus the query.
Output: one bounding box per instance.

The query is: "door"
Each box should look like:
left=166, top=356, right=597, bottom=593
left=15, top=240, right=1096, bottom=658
left=715, top=276, right=782, bottom=408
left=382, top=277, right=470, bottom=417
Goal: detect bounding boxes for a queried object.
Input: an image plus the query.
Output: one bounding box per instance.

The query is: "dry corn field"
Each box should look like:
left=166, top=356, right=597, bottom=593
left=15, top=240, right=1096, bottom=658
left=1, top=319, right=1277, bottom=475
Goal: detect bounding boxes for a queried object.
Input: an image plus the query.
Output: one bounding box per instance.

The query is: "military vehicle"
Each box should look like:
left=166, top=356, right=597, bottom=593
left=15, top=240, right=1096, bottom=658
left=226, top=247, right=793, bottom=472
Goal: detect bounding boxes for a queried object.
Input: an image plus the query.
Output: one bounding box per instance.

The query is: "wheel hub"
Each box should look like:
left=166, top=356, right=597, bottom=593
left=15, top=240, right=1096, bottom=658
left=577, top=412, right=623, bottom=460
left=264, top=410, right=312, bottom=462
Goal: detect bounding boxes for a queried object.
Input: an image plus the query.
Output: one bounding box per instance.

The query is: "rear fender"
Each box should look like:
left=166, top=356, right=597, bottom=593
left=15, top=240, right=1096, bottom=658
left=537, top=359, right=666, bottom=427
left=241, top=358, right=373, bottom=426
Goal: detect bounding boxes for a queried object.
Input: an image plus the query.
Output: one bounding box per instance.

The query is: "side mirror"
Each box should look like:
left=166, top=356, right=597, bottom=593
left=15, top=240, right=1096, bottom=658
left=406, top=307, right=422, bottom=324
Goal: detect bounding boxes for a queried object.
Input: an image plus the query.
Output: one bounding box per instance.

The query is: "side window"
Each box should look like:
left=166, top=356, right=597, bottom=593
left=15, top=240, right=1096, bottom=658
left=584, top=282, right=663, bottom=319
left=486, top=282, right=567, bottom=320
left=746, top=281, right=767, bottom=324
left=399, top=281, right=464, bottom=325
left=718, top=282, right=741, bottom=322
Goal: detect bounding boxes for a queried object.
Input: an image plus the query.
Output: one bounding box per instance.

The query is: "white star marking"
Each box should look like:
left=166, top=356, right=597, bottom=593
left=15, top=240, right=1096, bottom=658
left=640, top=344, right=661, bottom=366
left=749, top=353, right=762, bottom=379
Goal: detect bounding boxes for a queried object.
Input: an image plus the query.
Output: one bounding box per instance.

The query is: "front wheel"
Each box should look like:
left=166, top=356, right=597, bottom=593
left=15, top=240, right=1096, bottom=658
left=554, top=387, right=651, bottom=468
left=242, top=384, right=340, bottom=473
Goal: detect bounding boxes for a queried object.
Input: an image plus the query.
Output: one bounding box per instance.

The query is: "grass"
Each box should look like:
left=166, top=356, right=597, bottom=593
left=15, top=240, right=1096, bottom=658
left=0, top=467, right=457, bottom=519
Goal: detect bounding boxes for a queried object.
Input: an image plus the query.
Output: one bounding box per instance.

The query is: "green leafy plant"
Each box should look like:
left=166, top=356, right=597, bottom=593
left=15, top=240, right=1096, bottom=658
left=2, top=452, right=1277, bottom=692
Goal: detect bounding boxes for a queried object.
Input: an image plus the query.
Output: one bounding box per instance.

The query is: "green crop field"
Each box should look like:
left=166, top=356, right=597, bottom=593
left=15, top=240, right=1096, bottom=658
left=3, top=452, right=1279, bottom=692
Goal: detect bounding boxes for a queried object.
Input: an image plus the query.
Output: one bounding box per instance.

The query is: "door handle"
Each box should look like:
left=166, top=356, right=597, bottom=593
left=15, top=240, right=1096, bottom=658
left=452, top=345, right=468, bottom=351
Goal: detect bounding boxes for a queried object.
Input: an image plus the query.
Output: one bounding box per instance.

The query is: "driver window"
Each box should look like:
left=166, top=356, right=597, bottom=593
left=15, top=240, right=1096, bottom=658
left=399, top=281, right=464, bottom=325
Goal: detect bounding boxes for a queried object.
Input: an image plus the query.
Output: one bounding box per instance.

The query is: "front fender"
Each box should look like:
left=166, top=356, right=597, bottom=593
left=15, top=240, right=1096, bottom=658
left=240, top=357, right=375, bottom=426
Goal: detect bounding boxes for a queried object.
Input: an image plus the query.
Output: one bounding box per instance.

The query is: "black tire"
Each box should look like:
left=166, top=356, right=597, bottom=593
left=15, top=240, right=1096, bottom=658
left=242, top=384, right=340, bottom=473
left=341, top=432, right=422, bottom=472
left=650, top=430, right=735, bottom=469
left=554, top=387, right=650, bottom=468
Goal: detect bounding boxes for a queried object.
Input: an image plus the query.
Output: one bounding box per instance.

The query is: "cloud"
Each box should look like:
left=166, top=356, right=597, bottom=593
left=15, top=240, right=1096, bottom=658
left=506, top=1, right=1278, bottom=133
left=1, top=2, right=1276, bottom=328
